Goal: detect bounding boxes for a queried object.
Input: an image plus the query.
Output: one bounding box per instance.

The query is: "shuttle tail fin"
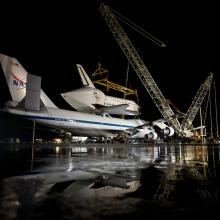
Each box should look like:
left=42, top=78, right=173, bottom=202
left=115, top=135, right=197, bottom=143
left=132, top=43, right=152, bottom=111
left=76, top=64, right=95, bottom=88
left=0, top=53, right=58, bottom=108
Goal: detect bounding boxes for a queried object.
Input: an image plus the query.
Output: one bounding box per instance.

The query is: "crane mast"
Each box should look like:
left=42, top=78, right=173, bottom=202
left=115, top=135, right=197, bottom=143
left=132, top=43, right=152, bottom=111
left=99, top=3, right=182, bottom=134
left=181, top=73, right=213, bottom=131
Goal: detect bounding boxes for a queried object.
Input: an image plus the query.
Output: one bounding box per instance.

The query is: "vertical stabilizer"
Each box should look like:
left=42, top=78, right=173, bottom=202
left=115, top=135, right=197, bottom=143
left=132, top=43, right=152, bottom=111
left=0, top=53, right=27, bottom=103
left=0, top=53, right=58, bottom=108
left=76, top=64, right=95, bottom=88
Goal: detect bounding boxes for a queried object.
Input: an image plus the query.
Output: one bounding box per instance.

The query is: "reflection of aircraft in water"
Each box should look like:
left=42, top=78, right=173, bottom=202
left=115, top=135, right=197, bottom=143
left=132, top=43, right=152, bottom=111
left=6, top=145, right=142, bottom=199
left=0, top=53, right=159, bottom=140
left=3, top=143, right=216, bottom=218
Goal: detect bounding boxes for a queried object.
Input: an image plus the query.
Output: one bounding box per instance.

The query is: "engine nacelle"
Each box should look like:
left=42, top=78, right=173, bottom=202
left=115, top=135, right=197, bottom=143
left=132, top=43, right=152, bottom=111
left=130, top=126, right=158, bottom=140
left=163, top=127, right=175, bottom=136
left=152, top=119, right=175, bottom=137
left=145, top=131, right=158, bottom=140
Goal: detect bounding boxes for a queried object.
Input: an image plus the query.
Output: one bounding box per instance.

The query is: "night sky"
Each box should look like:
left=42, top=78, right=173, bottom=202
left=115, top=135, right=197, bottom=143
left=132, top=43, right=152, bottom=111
left=0, top=0, right=219, bottom=136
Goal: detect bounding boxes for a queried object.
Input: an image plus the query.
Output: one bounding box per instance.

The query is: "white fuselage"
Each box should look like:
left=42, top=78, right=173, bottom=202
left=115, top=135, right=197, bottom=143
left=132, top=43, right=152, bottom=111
left=4, top=105, right=145, bottom=137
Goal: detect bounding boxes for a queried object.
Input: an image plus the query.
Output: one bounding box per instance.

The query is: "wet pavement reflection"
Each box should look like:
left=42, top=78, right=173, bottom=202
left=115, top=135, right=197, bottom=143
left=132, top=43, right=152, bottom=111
left=0, top=143, right=220, bottom=219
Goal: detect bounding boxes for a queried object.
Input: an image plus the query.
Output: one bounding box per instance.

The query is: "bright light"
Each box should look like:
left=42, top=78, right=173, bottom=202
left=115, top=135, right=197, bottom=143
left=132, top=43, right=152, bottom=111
left=55, top=146, right=60, bottom=153
left=53, top=138, right=62, bottom=144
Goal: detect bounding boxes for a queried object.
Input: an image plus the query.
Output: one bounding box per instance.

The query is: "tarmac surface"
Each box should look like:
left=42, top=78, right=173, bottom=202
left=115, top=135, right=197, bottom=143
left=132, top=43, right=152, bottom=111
left=0, top=143, right=220, bottom=220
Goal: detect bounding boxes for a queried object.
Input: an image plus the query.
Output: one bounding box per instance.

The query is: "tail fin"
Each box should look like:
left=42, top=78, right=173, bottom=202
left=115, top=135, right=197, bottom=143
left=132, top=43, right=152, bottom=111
left=0, top=53, right=27, bottom=103
left=76, top=64, right=95, bottom=88
left=0, top=53, right=57, bottom=108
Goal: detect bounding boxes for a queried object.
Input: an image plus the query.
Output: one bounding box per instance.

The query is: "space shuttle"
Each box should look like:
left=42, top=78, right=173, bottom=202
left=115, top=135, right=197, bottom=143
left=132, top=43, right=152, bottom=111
left=61, top=64, right=140, bottom=116
left=0, top=53, right=158, bottom=140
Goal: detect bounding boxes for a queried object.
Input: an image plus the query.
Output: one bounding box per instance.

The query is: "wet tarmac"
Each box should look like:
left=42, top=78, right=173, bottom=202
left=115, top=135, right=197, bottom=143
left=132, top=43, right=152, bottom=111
left=0, top=143, right=220, bottom=220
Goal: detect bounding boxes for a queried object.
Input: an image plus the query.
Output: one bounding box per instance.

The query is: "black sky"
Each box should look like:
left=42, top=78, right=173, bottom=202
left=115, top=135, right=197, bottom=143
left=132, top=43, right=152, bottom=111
left=0, top=0, right=219, bottom=122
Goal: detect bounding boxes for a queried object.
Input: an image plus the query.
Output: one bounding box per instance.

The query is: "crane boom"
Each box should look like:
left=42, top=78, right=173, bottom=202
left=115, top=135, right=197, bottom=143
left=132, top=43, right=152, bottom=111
left=181, top=73, right=213, bottom=131
left=99, top=3, right=182, bottom=134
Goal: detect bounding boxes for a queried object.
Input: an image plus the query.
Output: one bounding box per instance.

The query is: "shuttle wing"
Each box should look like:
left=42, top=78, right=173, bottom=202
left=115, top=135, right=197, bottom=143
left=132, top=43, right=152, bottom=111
left=98, top=104, right=133, bottom=115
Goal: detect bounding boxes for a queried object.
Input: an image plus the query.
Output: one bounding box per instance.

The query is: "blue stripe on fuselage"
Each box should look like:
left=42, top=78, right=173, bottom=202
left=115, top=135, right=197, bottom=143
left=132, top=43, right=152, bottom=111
left=22, top=115, right=134, bottom=128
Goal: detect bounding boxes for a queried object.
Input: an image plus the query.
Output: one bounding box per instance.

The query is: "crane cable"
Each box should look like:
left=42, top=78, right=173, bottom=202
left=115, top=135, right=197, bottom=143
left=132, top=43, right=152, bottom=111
left=110, top=7, right=166, bottom=48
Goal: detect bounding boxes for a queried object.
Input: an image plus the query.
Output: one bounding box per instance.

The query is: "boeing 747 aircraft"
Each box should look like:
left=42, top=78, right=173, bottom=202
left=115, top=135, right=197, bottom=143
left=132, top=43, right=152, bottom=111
left=0, top=53, right=158, bottom=140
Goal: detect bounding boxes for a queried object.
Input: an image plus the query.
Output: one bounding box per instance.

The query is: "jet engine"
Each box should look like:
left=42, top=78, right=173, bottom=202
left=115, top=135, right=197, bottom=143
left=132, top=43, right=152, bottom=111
left=152, top=119, right=175, bottom=137
left=130, top=125, right=158, bottom=140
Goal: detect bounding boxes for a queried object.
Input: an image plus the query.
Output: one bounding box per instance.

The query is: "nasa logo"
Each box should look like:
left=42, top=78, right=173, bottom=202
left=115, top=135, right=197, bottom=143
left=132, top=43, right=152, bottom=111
left=10, top=72, right=26, bottom=90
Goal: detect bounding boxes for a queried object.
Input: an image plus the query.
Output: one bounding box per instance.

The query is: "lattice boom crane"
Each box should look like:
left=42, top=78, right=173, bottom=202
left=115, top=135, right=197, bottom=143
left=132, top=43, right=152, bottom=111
left=99, top=3, right=182, bottom=134
left=181, top=73, right=213, bottom=131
